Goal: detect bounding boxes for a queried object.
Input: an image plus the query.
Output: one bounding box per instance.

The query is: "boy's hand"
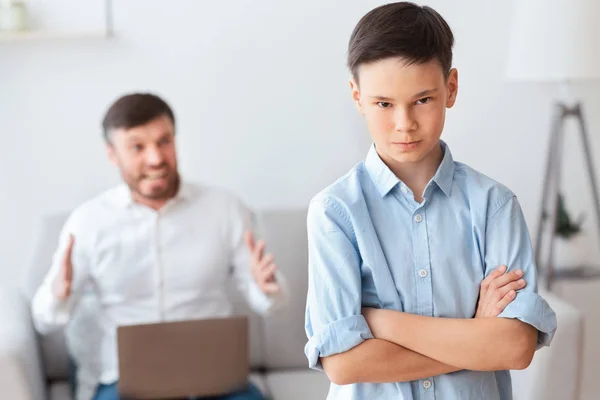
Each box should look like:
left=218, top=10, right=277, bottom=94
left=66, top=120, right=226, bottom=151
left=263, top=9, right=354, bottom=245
left=475, top=265, right=526, bottom=318
left=52, top=234, right=74, bottom=301
left=363, top=264, right=527, bottom=337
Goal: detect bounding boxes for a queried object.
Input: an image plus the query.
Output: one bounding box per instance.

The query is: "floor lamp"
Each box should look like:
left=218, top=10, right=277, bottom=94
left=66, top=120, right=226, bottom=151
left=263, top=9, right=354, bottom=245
left=506, top=0, right=600, bottom=290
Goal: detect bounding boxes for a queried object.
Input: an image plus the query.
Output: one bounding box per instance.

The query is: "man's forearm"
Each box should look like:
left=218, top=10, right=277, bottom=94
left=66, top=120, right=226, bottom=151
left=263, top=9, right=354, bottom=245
left=321, top=338, right=460, bottom=385
left=368, top=310, right=537, bottom=371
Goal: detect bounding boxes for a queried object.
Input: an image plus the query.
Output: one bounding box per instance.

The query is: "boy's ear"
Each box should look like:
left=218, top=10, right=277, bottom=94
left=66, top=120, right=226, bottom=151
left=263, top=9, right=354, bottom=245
left=349, top=78, right=365, bottom=114
left=446, top=68, right=459, bottom=108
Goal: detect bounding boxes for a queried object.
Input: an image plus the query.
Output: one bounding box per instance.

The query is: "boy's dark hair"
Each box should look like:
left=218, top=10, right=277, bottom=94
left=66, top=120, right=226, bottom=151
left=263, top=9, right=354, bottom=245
left=102, top=93, right=175, bottom=143
left=347, top=2, right=454, bottom=81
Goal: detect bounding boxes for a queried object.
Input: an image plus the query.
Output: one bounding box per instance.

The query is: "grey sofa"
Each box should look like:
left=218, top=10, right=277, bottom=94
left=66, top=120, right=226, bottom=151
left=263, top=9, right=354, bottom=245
left=0, top=210, right=584, bottom=399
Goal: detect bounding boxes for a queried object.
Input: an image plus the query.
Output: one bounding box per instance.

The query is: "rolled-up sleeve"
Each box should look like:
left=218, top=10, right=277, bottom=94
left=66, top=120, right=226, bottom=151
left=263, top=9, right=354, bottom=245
left=485, top=194, right=557, bottom=348
left=304, top=196, right=373, bottom=370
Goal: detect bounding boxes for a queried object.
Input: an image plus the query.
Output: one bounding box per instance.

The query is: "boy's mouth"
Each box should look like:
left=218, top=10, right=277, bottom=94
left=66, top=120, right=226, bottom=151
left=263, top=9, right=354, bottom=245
left=392, top=140, right=422, bottom=150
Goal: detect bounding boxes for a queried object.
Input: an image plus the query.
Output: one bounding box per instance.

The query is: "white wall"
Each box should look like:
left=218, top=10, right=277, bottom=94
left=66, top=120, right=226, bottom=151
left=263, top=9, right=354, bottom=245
left=2, top=0, right=600, bottom=397
left=2, top=0, right=600, bottom=283
left=2, top=0, right=600, bottom=280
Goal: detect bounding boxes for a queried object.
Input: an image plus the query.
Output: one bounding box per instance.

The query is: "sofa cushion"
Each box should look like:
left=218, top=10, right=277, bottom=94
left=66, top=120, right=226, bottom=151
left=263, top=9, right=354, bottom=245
left=259, top=210, right=310, bottom=369
left=266, top=369, right=330, bottom=400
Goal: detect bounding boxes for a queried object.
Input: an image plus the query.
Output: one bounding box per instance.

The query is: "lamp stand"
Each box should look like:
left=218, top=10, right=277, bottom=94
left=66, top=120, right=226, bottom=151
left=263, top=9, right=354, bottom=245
left=534, top=102, right=600, bottom=290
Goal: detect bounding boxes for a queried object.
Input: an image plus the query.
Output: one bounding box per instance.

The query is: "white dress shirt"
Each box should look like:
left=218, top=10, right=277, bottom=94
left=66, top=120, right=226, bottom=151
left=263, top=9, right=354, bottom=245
left=31, top=181, right=287, bottom=395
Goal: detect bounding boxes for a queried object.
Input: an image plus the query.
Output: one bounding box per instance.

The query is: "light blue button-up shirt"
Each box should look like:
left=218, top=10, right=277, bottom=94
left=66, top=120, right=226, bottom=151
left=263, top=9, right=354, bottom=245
left=304, top=141, right=557, bottom=400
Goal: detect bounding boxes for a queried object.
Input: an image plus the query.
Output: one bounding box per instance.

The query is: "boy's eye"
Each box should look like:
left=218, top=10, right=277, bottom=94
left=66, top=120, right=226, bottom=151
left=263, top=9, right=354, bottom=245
left=416, top=97, right=432, bottom=105
left=376, top=102, right=393, bottom=108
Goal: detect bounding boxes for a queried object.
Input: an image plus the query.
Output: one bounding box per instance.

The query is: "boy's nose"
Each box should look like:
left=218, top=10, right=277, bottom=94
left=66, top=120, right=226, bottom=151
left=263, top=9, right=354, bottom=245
left=394, top=109, right=417, bottom=132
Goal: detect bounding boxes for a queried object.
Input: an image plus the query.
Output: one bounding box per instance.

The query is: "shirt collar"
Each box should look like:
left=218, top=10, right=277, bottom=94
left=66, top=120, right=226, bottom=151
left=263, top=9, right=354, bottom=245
left=431, top=140, right=455, bottom=197
left=364, top=144, right=401, bottom=197
left=364, top=140, right=455, bottom=198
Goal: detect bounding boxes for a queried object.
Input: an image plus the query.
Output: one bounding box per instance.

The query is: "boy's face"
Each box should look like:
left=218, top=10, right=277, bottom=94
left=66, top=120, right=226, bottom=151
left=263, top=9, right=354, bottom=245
left=350, top=58, right=458, bottom=168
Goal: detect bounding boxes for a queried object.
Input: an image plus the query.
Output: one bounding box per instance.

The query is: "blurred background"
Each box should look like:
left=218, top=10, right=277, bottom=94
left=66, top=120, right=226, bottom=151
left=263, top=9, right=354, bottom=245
left=1, top=0, right=599, bottom=399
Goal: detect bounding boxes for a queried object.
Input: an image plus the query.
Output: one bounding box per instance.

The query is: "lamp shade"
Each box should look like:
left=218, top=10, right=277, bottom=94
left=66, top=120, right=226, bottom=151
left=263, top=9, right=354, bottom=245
left=506, top=0, right=600, bottom=82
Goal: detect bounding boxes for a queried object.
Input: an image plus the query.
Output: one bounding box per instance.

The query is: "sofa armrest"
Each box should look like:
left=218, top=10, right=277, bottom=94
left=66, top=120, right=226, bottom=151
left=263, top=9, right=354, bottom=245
left=0, top=285, right=46, bottom=400
left=511, top=289, right=583, bottom=400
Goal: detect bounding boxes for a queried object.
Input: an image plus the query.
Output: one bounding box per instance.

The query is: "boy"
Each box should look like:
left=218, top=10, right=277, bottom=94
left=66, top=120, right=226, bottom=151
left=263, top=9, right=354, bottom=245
left=304, top=3, right=557, bottom=399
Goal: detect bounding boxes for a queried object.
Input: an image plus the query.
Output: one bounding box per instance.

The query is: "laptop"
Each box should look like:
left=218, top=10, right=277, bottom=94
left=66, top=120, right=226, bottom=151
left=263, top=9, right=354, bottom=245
left=117, top=316, right=249, bottom=399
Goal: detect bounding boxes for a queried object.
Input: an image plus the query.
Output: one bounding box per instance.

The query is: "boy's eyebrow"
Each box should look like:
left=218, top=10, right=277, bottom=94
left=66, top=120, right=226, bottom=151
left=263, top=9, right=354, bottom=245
left=412, top=88, right=439, bottom=98
left=369, top=88, right=439, bottom=102
left=370, top=95, right=396, bottom=101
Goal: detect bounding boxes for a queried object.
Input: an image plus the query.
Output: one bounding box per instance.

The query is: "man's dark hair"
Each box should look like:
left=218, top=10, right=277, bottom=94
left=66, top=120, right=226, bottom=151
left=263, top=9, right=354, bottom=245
left=102, top=93, right=175, bottom=142
left=347, top=2, right=454, bottom=81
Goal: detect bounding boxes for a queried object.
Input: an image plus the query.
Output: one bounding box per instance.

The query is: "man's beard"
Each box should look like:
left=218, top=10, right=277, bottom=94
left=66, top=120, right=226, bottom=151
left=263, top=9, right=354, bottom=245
left=127, top=170, right=180, bottom=201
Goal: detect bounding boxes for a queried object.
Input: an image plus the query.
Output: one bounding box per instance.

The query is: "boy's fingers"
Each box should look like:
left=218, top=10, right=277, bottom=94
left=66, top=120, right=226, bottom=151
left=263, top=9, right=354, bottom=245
left=496, top=279, right=526, bottom=300
left=493, top=290, right=516, bottom=316
left=490, top=269, right=524, bottom=289
left=495, top=264, right=507, bottom=274
left=480, top=265, right=506, bottom=294
left=482, top=265, right=506, bottom=284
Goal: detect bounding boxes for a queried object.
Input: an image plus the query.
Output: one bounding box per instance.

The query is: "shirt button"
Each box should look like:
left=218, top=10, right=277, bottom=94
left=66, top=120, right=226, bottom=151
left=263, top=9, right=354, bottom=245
left=423, top=380, right=432, bottom=389
left=418, top=269, right=428, bottom=278
left=415, top=214, right=423, bottom=223
left=401, top=186, right=408, bottom=193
